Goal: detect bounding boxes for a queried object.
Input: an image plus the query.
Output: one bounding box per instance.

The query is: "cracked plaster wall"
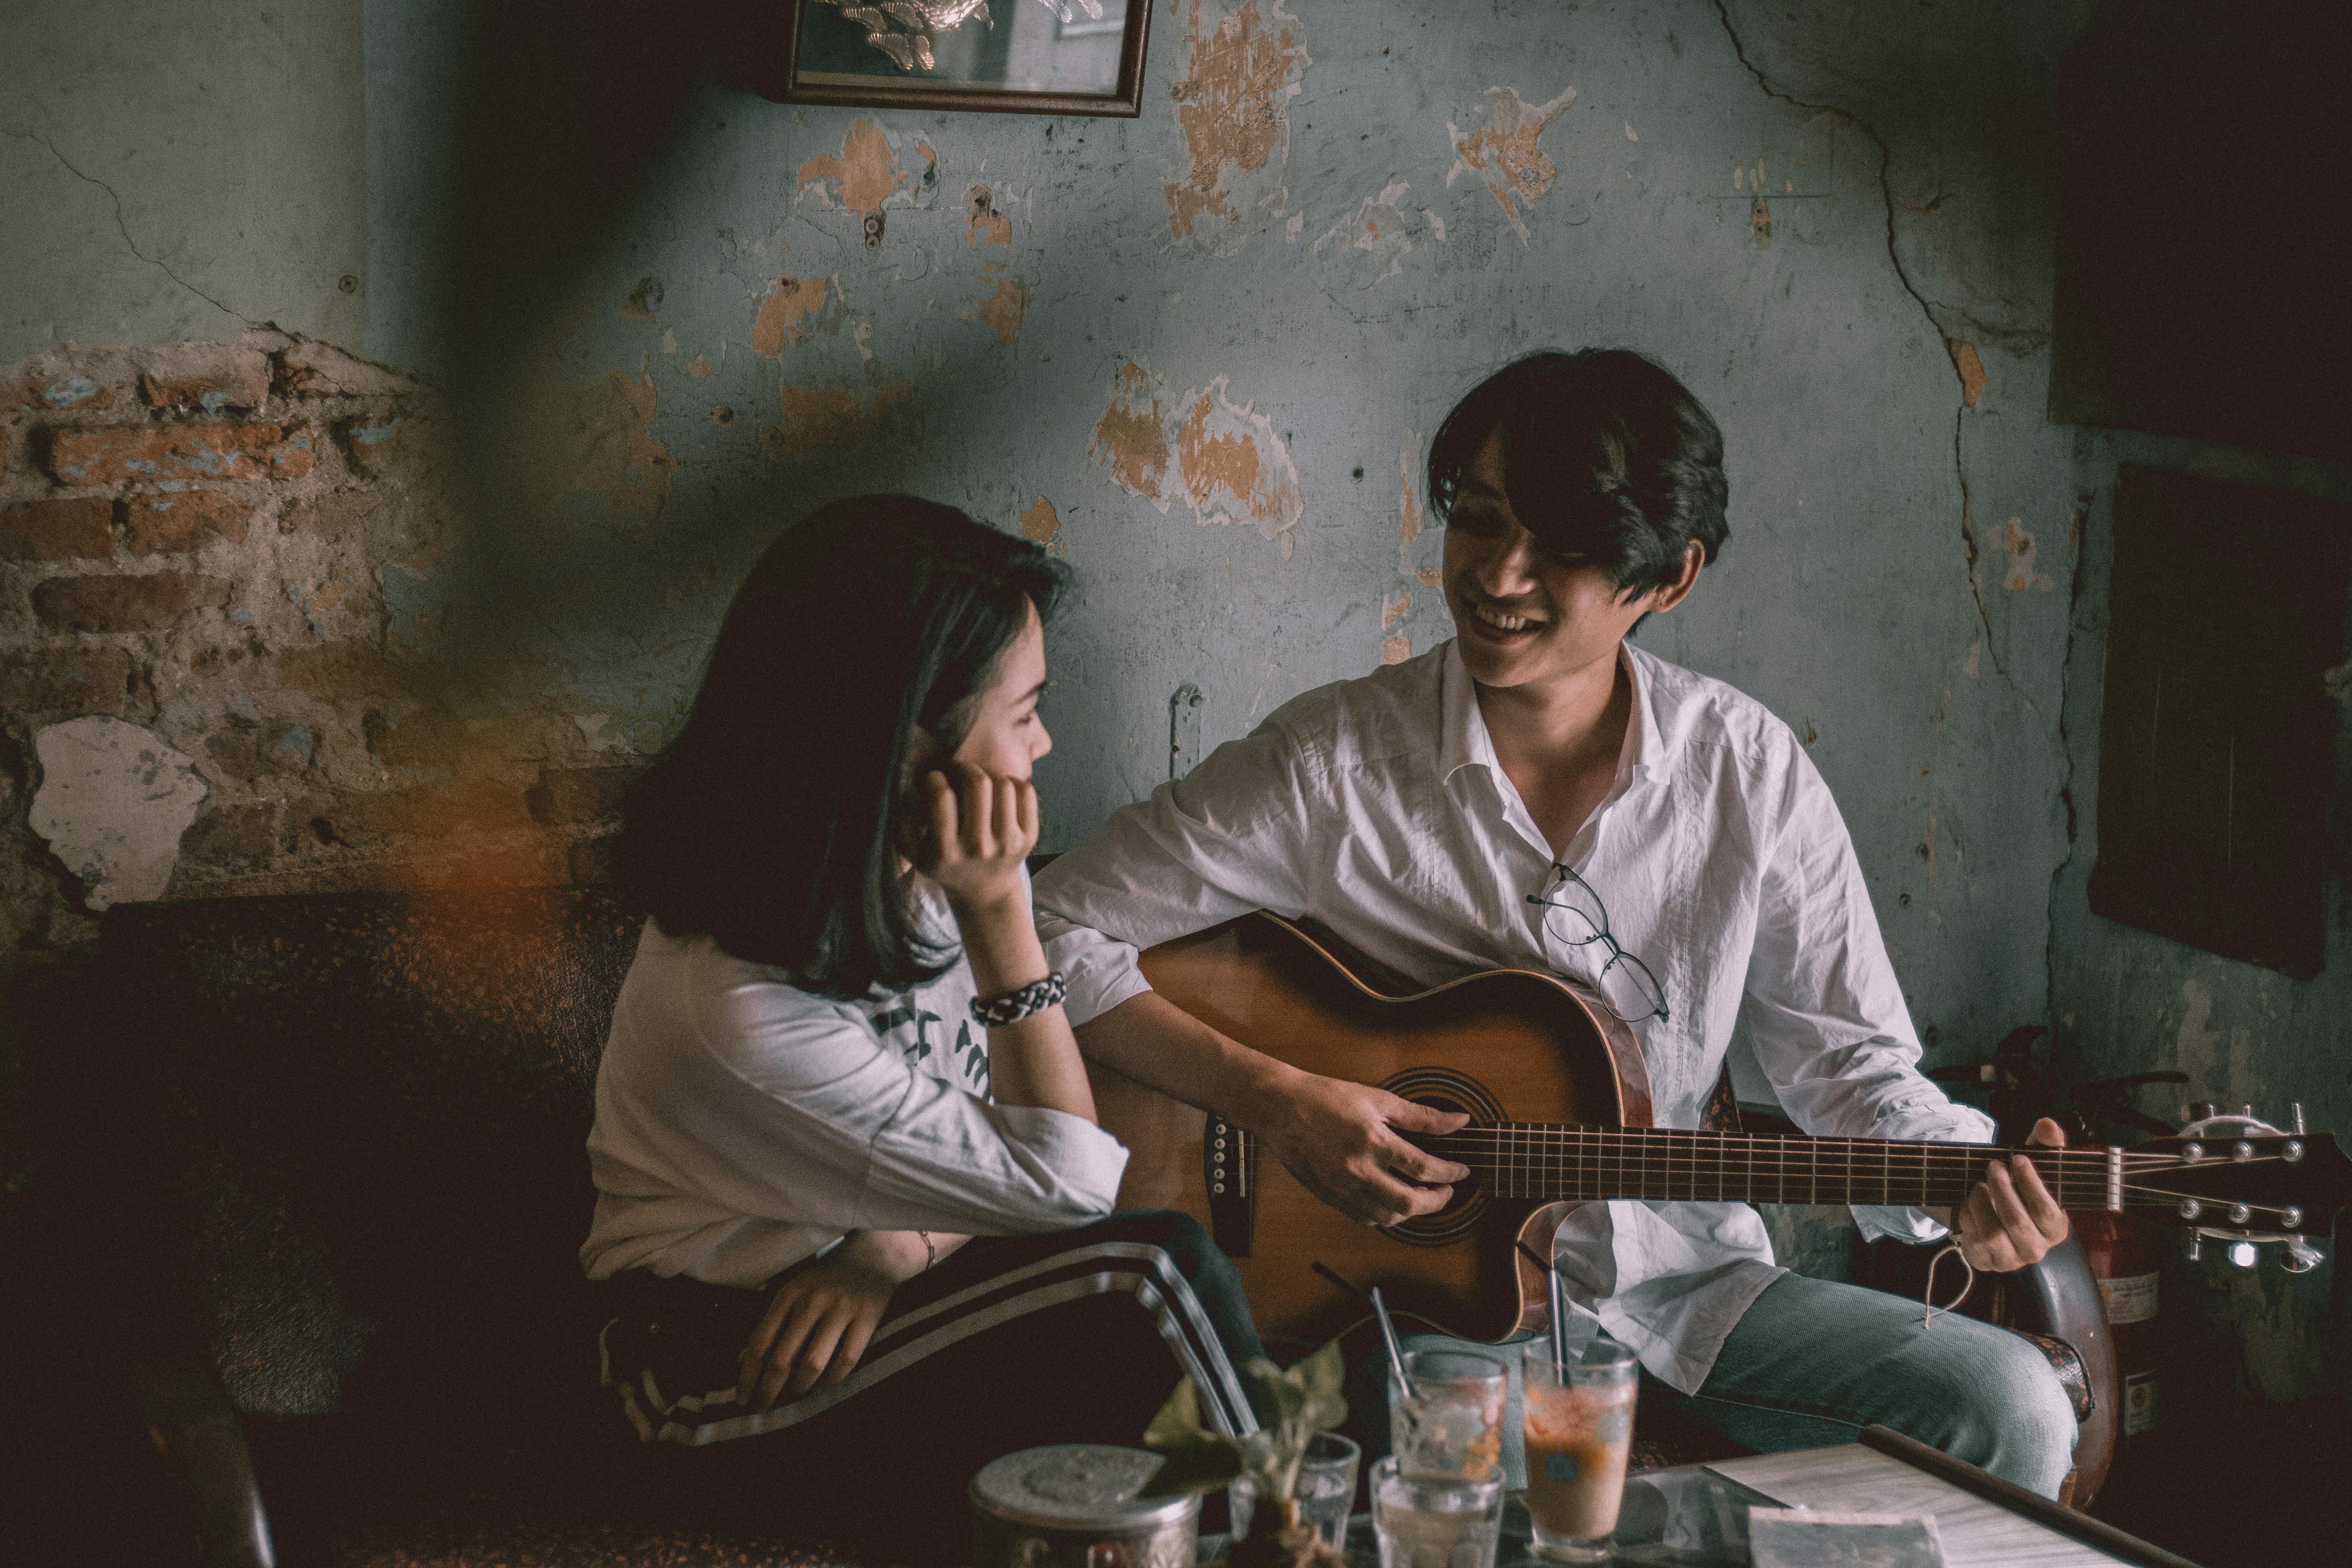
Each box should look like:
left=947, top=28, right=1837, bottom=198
left=0, top=0, right=369, bottom=360
left=6, top=3, right=2111, bottom=1317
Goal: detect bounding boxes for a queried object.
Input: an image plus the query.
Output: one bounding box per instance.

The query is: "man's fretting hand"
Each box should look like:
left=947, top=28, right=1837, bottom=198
left=1256, top=1071, right=1472, bottom=1228
left=1952, top=1117, right=2071, bottom=1272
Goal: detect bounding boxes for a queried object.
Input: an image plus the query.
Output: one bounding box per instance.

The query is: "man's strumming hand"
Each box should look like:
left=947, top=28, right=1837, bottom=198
left=1252, top=1069, right=1472, bottom=1228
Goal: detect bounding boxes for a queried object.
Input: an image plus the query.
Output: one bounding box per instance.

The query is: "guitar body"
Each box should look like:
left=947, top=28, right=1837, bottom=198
left=1090, top=909, right=2124, bottom=1505
left=1094, top=911, right=1651, bottom=1344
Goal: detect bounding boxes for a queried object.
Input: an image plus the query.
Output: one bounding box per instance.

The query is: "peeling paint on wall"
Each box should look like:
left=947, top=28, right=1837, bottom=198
left=1164, top=0, right=1309, bottom=249
left=1089, top=361, right=1173, bottom=506
left=1399, top=429, right=1427, bottom=569
left=1086, top=361, right=1302, bottom=555
left=966, top=184, right=1013, bottom=246
left=28, top=717, right=210, bottom=909
left=1020, top=496, right=1060, bottom=545
left=762, top=377, right=917, bottom=462
left=1948, top=338, right=1987, bottom=408
left=1313, top=180, right=1440, bottom=284
left=1173, top=375, right=1303, bottom=554
left=565, top=369, right=678, bottom=525
left=1446, top=85, right=1578, bottom=242
left=752, top=276, right=836, bottom=354
left=796, top=119, right=940, bottom=215
left=2001, top=517, right=2050, bottom=591
left=965, top=272, right=1030, bottom=347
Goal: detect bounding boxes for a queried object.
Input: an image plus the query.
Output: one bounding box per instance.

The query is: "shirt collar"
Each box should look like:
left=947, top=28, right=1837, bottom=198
left=1437, top=639, right=1668, bottom=788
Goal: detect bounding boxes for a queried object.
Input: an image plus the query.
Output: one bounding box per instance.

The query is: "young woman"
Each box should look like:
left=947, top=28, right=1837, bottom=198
left=582, top=496, right=1261, bottom=1556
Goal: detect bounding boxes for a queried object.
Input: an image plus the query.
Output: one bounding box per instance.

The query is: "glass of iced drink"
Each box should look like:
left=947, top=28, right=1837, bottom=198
left=1229, top=1431, right=1360, bottom=1550
left=1370, top=1455, right=1504, bottom=1568
left=1387, top=1347, right=1507, bottom=1480
left=1521, top=1342, right=1638, bottom=1562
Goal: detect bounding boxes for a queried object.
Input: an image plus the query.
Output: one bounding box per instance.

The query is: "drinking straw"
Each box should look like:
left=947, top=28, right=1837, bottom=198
left=1369, top=1288, right=1410, bottom=1390
left=1313, top=1260, right=1410, bottom=1389
left=1513, top=1239, right=1571, bottom=1363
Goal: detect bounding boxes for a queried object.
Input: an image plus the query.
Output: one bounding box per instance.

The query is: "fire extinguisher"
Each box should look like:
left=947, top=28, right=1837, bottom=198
left=2064, top=1072, right=2189, bottom=1451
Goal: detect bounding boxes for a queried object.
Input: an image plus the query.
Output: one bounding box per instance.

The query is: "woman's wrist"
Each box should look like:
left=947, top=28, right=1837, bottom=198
left=953, top=895, right=1050, bottom=996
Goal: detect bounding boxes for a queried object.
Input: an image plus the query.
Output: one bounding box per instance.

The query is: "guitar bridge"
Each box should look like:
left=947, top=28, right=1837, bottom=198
left=1204, top=1113, right=1254, bottom=1256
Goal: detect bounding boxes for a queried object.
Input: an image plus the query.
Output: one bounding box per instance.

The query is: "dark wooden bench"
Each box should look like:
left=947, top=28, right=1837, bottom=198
left=17, top=888, right=857, bottom=1568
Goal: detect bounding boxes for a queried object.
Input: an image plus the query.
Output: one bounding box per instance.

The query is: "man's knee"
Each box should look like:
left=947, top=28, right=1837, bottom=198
left=1923, top=1327, right=2078, bottom=1498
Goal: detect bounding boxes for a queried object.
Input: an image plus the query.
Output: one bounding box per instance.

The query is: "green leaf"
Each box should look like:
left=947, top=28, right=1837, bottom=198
left=1291, top=1339, right=1348, bottom=1430
left=1144, top=1377, right=1210, bottom=1449
left=1135, top=1442, right=1245, bottom=1499
left=1243, top=1357, right=1308, bottom=1428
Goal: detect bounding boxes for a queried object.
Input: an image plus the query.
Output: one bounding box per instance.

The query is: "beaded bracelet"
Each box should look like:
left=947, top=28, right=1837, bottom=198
left=970, top=971, right=1067, bottom=1026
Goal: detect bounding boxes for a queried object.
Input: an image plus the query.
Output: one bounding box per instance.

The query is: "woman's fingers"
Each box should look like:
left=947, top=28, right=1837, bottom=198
left=757, top=1292, right=825, bottom=1408
left=1014, top=778, right=1039, bottom=858
left=992, top=775, right=1018, bottom=858
left=923, top=770, right=958, bottom=867
left=958, top=765, right=995, bottom=860
left=822, top=1307, right=880, bottom=1388
left=790, top=1305, right=852, bottom=1397
left=738, top=1288, right=797, bottom=1403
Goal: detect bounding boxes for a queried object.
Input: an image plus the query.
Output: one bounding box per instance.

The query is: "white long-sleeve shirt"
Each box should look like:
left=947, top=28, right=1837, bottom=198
left=581, top=894, right=1130, bottom=1288
left=1034, top=639, right=1991, bottom=1393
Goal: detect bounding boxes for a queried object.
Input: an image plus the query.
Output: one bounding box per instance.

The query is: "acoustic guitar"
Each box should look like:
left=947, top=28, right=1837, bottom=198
left=1087, top=911, right=2352, bottom=1498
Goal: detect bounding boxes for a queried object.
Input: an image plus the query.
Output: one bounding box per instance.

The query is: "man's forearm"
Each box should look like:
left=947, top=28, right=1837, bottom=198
left=1072, top=990, right=1297, bottom=1127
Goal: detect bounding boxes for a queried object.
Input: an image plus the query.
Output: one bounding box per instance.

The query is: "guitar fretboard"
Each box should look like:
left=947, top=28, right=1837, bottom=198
left=1424, top=1124, right=2125, bottom=1210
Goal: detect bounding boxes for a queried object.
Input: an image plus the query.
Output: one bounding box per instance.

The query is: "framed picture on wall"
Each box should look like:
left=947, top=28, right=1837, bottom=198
left=772, top=1, right=1152, bottom=117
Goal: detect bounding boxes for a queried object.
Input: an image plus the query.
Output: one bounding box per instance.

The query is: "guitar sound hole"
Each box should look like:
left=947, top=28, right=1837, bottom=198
left=1406, top=1096, right=1486, bottom=1216
left=1381, top=1069, right=1502, bottom=1247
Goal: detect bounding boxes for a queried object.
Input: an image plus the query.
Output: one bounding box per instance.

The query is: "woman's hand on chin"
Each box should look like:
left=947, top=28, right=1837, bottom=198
left=919, top=763, right=1038, bottom=920
left=737, top=1231, right=929, bottom=1408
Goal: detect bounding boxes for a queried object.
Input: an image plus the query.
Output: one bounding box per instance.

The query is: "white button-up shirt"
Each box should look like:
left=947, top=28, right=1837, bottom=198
left=1035, top=639, right=1991, bottom=1393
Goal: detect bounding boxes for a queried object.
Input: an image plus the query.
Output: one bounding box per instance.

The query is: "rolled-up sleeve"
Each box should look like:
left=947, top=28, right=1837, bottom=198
left=1037, top=719, right=1318, bottom=1025
left=692, top=980, right=1129, bottom=1236
left=1738, top=748, right=1994, bottom=1243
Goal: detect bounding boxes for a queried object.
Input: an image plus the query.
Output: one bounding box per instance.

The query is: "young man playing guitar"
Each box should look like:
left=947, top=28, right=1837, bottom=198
left=1034, top=349, right=2080, bottom=1496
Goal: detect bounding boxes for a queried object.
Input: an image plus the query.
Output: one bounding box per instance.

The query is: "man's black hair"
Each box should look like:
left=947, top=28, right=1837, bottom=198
left=1427, top=349, right=1729, bottom=596
left=614, top=494, right=1069, bottom=1000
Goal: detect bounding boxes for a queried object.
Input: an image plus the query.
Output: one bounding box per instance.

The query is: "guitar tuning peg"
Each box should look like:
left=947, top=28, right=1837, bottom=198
left=2187, top=1101, right=2216, bottom=1123
left=2292, top=1102, right=2307, bottom=1135
left=2283, top=1237, right=2323, bottom=1275
left=2186, top=1234, right=2202, bottom=1262
left=2239, top=1104, right=2255, bottom=1120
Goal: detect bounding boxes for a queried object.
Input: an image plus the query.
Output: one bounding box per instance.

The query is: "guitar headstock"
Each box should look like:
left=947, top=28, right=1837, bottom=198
left=2126, top=1104, right=2350, bottom=1273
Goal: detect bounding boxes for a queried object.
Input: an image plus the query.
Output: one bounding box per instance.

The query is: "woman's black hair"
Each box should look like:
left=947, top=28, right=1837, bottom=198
left=1427, top=349, right=1729, bottom=596
left=614, top=494, right=1069, bottom=999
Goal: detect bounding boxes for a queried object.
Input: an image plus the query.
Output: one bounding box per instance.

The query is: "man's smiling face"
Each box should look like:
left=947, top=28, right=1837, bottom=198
left=1441, top=430, right=1662, bottom=693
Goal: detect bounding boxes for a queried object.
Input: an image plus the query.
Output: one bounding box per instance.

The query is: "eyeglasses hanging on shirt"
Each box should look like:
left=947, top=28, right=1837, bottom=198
left=1525, top=862, right=1671, bottom=1025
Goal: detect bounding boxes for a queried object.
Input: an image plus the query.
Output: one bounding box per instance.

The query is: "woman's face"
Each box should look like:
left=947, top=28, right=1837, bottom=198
left=949, top=599, right=1053, bottom=781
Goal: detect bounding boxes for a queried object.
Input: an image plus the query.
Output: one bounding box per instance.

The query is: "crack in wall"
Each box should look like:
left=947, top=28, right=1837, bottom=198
left=1712, top=2, right=2082, bottom=1044
left=2043, top=488, right=2094, bottom=1050
left=1708, top=2, right=2015, bottom=691
left=0, top=126, right=251, bottom=326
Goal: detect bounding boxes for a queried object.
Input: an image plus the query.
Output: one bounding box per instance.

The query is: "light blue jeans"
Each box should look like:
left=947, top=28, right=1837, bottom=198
left=1374, top=1272, right=2079, bottom=1499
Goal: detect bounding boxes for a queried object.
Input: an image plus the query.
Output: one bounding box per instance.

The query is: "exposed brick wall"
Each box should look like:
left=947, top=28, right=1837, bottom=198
left=0, top=332, right=643, bottom=955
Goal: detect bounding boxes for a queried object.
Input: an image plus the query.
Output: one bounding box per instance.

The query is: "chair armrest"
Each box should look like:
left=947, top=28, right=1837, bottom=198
left=132, top=1361, right=278, bottom=1568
